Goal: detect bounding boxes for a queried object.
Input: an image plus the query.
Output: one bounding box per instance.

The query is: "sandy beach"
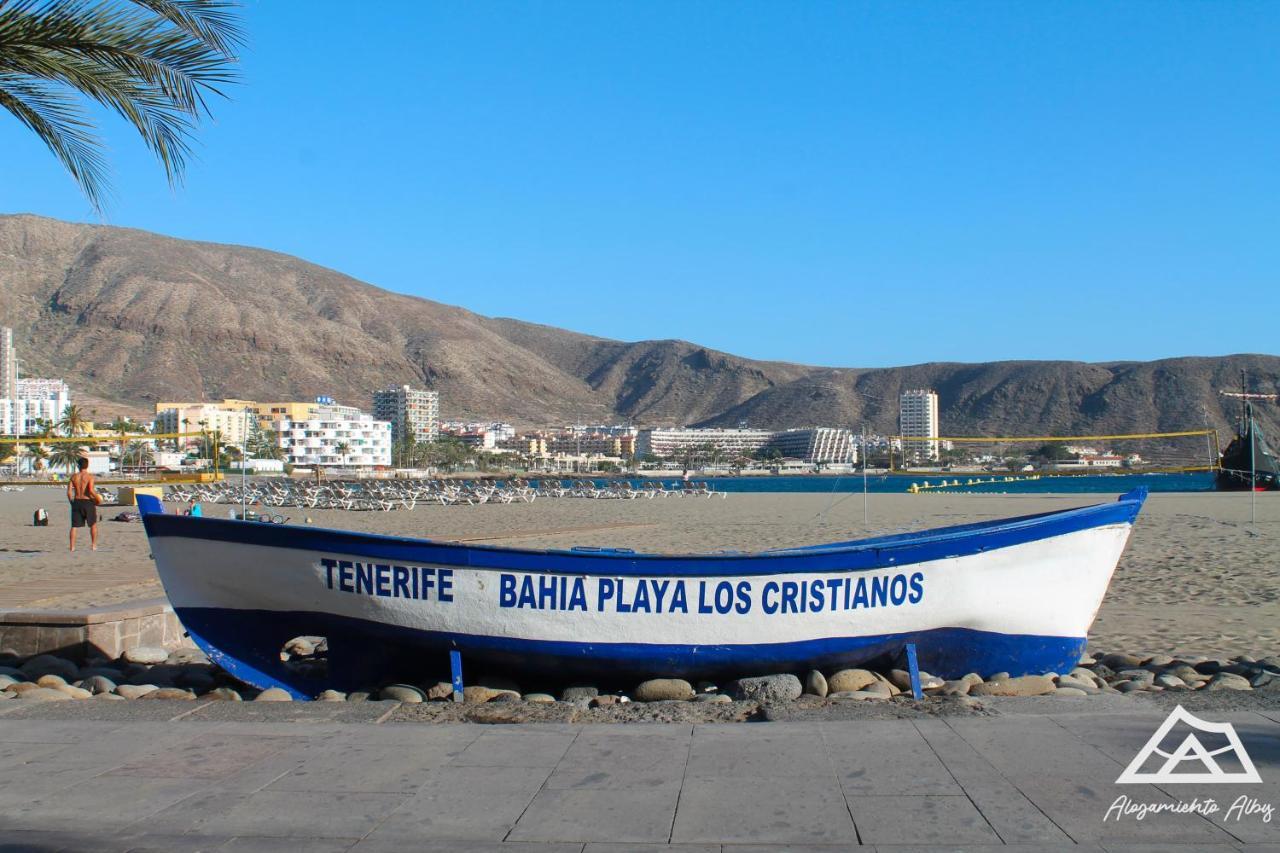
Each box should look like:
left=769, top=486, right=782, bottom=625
left=0, top=486, right=1275, bottom=660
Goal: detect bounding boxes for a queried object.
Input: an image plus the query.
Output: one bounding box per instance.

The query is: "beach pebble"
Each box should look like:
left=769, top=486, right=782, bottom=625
left=1259, top=656, right=1280, bottom=672
left=1194, top=659, right=1228, bottom=676
left=53, top=685, right=92, bottom=699
left=987, top=671, right=1012, bottom=683
left=590, top=695, right=620, bottom=708
left=425, top=682, right=455, bottom=701
left=524, top=693, right=556, bottom=704
left=200, top=687, right=242, bottom=701
left=35, top=674, right=67, bottom=688
left=1154, top=674, right=1188, bottom=689
left=634, top=679, right=695, bottom=702
left=316, top=689, right=346, bottom=702
left=1054, top=687, right=1089, bottom=697
left=942, top=680, right=971, bottom=696
left=6, top=682, right=40, bottom=695
left=284, top=637, right=318, bottom=657
left=77, top=676, right=118, bottom=695
left=176, top=671, right=217, bottom=692
left=1114, top=669, right=1155, bottom=685
left=1114, top=680, right=1145, bottom=693
left=830, top=690, right=888, bottom=701
left=347, top=691, right=371, bottom=702
left=254, top=687, right=294, bottom=702
left=827, top=668, right=879, bottom=693
left=379, top=684, right=425, bottom=703
left=0, top=674, right=21, bottom=689
left=560, top=686, right=598, bottom=702
left=730, top=674, right=802, bottom=703
left=1101, top=653, right=1144, bottom=670
left=139, top=687, right=196, bottom=700
left=488, top=692, right=520, bottom=703
left=0, top=666, right=24, bottom=679
left=165, top=648, right=211, bottom=666
left=17, top=687, right=72, bottom=702
left=122, top=646, right=169, bottom=665
left=693, top=693, right=732, bottom=704
left=695, top=681, right=718, bottom=693
left=855, top=676, right=896, bottom=696
left=19, top=655, right=78, bottom=681
left=463, top=686, right=519, bottom=704
left=78, top=666, right=123, bottom=681
left=92, top=692, right=126, bottom=701
left=1250, top=672, right=1273, bottom=689
left=115, top=684, right=159, bottom=699
left=804, top=670, right=828, bottom=698
left=970, top=675, right=1055, bottom=697
left=1205, top=673, right=1253, bottom=692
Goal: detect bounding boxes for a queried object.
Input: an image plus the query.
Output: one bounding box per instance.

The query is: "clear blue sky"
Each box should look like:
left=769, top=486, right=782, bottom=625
left=2, top=2, right=1277, bottom=367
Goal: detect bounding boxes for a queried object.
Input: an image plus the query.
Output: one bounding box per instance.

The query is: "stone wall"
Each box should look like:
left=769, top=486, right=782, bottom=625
left=0, top=598, right=193, bottom=661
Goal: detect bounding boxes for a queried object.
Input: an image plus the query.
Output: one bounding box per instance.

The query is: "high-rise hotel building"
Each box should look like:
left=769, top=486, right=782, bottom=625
left=899, top=389, right=940, bottom=461
left=0, top=326, right=16, bottom=401
left=372, top=385, right=440, bottom=444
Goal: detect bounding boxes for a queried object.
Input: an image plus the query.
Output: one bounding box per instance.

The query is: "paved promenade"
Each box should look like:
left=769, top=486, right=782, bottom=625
left=0, top=701, right=1278, bottom=851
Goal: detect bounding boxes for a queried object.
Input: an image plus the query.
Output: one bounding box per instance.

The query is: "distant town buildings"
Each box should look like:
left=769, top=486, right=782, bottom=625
left=0, top=327, right=72, bottom=436
left=636, top=427, right=776, bottom=462
left=155, top=397, right=392, bottom=467
left=634, top=426, right=857, bottom=465
left=372, top=385, right=439, bottom=444
left=899, top=389, right=940, bottom=462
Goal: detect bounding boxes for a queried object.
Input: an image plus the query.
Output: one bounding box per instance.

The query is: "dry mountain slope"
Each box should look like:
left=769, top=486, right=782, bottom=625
left=0, top=214, right=1276, bottom=436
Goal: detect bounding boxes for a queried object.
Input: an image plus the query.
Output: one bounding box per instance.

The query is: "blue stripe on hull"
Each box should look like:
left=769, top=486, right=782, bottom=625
left=176, top=606, right=1086, bottom=699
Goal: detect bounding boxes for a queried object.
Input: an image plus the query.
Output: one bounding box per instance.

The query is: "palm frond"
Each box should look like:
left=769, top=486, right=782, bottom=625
left=0, top=0, right=241, bottom=210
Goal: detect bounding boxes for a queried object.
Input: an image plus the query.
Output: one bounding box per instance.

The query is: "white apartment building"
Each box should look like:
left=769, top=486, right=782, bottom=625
left=372, top=385, right=440, bottom=443
left=0, top=377, right=71, bottom=436
left=636, top=428, right=776, bottom=461
left=899, top=389, right=940, bottom=462
left=768, top=428, right=858, bottom=464
left=271, top=403, right=391, bottom=467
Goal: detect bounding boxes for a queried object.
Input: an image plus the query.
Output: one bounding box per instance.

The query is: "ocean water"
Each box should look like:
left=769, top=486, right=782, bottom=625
left=533, top=472, right=1214, bottom=494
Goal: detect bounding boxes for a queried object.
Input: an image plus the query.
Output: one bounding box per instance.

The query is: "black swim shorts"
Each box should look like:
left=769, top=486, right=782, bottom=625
left=70, top=499, right=97, bottom=528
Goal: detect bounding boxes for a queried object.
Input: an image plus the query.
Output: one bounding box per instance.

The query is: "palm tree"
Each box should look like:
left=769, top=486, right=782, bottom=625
left=49, top=443, right=85, bottom=474
left=0, top=0, right=244, bottom=211
left=125, top=440, right=154, bottom=473
left=32, top=417, right=54, bottom=437
left=334, top=441, right=351, bottom=468
left=57, top=403, right=88, bottom=436
left=28, top=441, right=48, bottom=474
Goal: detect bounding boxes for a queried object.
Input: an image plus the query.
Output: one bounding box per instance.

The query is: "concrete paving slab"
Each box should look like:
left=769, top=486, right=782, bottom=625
left=222, top=839, right=358, bottom=853
left=587, top=844, right=721, bottom=853
left=186, top=700, right=395, bottom=724
left=913, top=718, right=1073, bottom=844
left=129, top=788, right=409, bottom=838
left=1, top=776, right=207, bottom=832
left=351, top=842, right=584, bottom=853
left=823, top=720, right=962, bottom=796
left=685, top=728, right=832, bottom=779
left=360, top=764, right=553, bottom=842
left=264, top=741, right=456, bottom=793
left=106, top=734, right=299, bottom=780
left=509, top=785, right=682, bottom=843
left=451, top=730, right=578, bottom=768
left=944, top=714, right=1242, bottom=845
left=846, top=794, right=1000, bottom=845
left=671, top=774, right=855, bottom=844
left=0, top=699, right=208, bottom=723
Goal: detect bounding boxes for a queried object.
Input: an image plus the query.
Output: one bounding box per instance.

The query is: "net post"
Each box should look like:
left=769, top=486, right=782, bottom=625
left=450, top=649, right=464, bottom=703
left=905, top=643, right=923, bottom=700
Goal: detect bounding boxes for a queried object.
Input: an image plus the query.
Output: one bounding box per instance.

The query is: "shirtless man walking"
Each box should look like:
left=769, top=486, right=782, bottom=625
left=67, top=456, right=100, bottom=552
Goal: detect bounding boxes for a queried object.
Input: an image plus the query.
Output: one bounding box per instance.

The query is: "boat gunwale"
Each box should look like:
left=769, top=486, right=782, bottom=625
left=142, top=489, right=1147, bottom=577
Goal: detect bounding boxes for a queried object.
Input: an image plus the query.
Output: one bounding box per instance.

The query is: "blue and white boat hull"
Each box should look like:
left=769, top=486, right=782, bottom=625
left=138, top=489, right=1146, bottom=698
